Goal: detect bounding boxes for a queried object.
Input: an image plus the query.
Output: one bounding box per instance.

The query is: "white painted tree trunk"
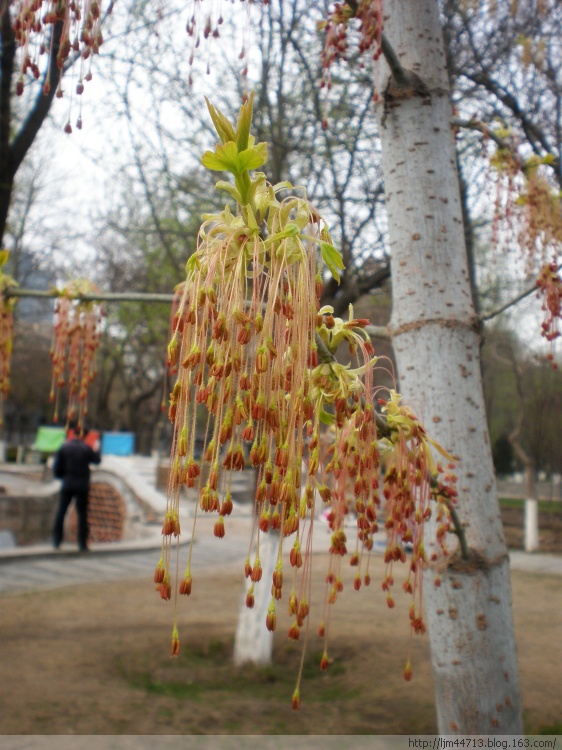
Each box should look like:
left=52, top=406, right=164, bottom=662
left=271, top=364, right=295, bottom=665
left=524, top=466, right=539, bottom=552
left=524, top=499, right=539, bottom=552
left=377, top=0, right=523, bottom=733
left=233, top=529, right=278, bottom=666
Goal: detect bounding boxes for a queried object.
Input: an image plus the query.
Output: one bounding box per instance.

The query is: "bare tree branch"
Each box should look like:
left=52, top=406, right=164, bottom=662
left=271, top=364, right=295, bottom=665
left=454, top=117, right=560, bottom=175
left=482, top=263, right=562, bottom=322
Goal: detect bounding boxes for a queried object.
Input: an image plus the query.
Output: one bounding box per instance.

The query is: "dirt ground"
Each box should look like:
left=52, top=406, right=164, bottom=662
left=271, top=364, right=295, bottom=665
left=501, top=506, right=562, bottom=553
left=1, top=552, right=561, bottom=736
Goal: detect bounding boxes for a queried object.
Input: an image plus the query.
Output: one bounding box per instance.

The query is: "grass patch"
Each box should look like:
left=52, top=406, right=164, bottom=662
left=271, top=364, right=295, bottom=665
left=500, top=498, right=562, bottom=514
left=536, top=723, right=562, bottom=735
left=120, top=642, right=355, bottom=709
left=124, top=671, right=206, bottom=700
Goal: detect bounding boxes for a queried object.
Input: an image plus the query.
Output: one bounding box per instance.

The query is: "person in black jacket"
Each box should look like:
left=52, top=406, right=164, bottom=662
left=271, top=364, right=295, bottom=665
left=52, top=426, right=101, bottom=551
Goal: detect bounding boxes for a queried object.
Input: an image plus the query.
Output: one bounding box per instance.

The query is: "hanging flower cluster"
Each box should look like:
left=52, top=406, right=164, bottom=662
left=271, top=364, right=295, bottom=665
left=184, top=0, right=254, bottom=82
left=536, top=261, right=562, bottom=365
left=157, top=96, right=458, bottom=707
left=182, top=1, right=384, bottom=94
left=520, top=165, right=562, bottom=360
left=320, top=0, right=384, bottom=69
left=9, top=0, right=111, bottom=129
left=50, top=280, right=104, bottom=429
left=484, top=130, right=562, bottom=356
left=515, top=157, right=562, bottom=261
left=485, top=129, right=522, bottom=253
left=318, top=0, right=384, bottom=111
left=486, top=131, right=562, bottom=260
left=0, top=252, right=17, bottom=427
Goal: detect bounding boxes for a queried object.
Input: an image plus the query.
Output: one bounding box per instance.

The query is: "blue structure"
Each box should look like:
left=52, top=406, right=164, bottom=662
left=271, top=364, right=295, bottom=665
left=101, top=432, right=135, bottom=456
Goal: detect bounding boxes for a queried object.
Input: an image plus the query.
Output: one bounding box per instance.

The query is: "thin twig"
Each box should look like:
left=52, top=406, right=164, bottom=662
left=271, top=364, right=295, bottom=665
left=482, top=263, right=562, bottom=322
left=429, top=476, right=470, bottom=561
left=314, top=330, right=335, bottom=364
left=314, top=330, right=392, bottom=439
left=3, top=290, right=389, bottom=337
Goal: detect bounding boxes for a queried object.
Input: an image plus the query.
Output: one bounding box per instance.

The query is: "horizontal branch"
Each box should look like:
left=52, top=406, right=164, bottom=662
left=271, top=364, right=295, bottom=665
left=454, top=117, right=512, bottom=151
left=7, top=274, right=554, bottom=335
left=344, top=3, right=408, bottom=87
left=4, top=288, right=393, bottom=340
left=4, top=287, right=175, bottom=304
left=365, top=323, right=390, bottom=339
left=481, top=263, right=562, bottom=322
left=454, top=118, right=560, bottom=175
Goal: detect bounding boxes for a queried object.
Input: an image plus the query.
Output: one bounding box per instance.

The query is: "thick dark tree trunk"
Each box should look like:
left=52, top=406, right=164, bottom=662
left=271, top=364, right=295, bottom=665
left=0, top=9, right=63, bottom=247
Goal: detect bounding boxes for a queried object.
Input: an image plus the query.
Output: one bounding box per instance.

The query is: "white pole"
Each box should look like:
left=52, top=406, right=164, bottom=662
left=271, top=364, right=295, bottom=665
left=524, top=499, right=539, bottom=552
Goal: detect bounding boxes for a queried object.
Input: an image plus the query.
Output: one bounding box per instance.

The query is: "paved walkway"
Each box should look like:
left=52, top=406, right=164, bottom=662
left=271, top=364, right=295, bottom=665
left=503, top=550, right=562, bottom=576
left=0, top=517, right=253, bottom=596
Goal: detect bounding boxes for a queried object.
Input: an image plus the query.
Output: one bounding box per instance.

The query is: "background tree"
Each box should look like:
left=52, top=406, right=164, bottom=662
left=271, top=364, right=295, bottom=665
left=443, top=0, right=562, bottom=325
left=0, top=1, right=115, bottom=249
left=482, top=326, right=562, bottom=477
left=444, top=0, right=561, bottom=189
left=88, top=175, right=209, bottom=451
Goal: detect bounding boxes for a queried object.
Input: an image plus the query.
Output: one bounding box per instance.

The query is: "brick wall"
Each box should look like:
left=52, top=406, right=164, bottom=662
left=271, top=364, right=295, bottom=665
left=0, top=492, right=58, bottom=545
left=0, top=482, right=126, bottom=546
left=67, top=483, right=126, bottom=543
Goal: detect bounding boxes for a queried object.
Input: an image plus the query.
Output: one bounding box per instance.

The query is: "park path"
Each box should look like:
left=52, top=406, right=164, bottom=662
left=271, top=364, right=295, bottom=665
left=0, top=515, right=255, bottom=596
left=0, top=455, right=561, bottom=596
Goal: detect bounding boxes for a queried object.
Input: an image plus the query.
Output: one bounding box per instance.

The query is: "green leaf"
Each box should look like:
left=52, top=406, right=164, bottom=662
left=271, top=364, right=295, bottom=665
left=205, top=98, right=236, bottom=144
left=201, top=141, right=240, bottom=173
left=202, top=141, right=267, bottom=178
left=215, top=180, right=242, bottom=204
left=273, top=181, right=292, bottom=193
left=0, top=250, right=9, bottom=268
left=185, top=253, right=200, bottom=275
left=293, top=200, right=310, bottom=229
left=265, top=223, right=300, bottom=245
left=237, top=142, right=268, bottom=173
left=247, top=173, right=266, bottom=202
left=246, top=205, right=259, bottom=231
left=319, top=409, right=335, bottom=426
left=236, top=91, right=254, bottom=152
left=319, top=241, right=345, bottom=284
